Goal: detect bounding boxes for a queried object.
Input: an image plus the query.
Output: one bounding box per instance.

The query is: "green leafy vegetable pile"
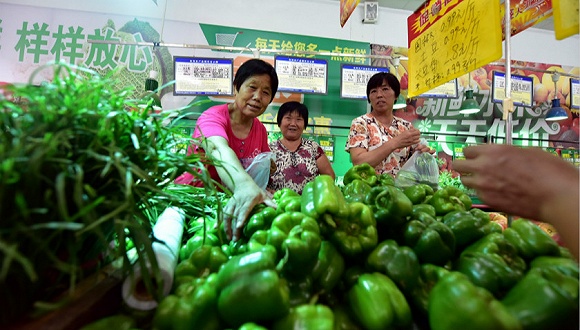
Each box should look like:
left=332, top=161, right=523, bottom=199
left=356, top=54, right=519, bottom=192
left=0, top=62, right=222, bottom=325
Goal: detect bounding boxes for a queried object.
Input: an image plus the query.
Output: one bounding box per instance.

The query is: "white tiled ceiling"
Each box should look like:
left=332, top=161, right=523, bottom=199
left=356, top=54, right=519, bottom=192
left=359, top=0, right=555, bottom=31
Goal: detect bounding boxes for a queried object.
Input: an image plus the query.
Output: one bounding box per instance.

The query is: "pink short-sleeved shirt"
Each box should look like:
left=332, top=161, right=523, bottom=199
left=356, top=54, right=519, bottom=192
left=175, top=103, right=270, bottom=185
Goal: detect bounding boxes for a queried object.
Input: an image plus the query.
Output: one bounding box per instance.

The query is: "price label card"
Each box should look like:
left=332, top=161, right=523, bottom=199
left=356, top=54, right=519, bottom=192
left=570, top=78, right=580, bottom=110
left=407, top=0, right=502, bottom=98
left=275, top=56, right=328, bottom=94
left=491, top=71, right=534, bottom=107
left=317, top=136, right=335, bottom=162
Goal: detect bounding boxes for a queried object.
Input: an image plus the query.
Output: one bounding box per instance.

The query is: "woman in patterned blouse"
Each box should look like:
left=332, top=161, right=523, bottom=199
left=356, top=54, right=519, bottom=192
left=267, top=101, right=335, bottom=194
left=345, top=72, right=433, bottom=177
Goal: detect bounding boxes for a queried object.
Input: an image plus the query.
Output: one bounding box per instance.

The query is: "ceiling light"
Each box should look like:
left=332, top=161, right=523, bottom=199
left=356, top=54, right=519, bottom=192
left=545, top=98, right=568, bottom=121
left=545, top=73, right=569, bottom=121
left=459, top=89, right=480, bottom=114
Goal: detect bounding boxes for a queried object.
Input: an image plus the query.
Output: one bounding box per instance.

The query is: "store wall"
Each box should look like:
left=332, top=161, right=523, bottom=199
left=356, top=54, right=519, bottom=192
left=0, top=0, right=578, bottom=176
left=1, top=0, right=578, bottom=66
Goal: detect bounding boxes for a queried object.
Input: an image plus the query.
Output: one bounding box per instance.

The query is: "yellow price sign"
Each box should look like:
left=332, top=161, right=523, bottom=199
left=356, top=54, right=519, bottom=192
left=407, top=0, right=503, bottom=98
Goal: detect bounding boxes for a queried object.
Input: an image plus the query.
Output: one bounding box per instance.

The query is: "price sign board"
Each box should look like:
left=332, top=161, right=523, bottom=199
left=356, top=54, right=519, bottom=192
left=570, top=78, right=580, bottom=110
left=407, top=0, right=502, bottom=98
left=340, top=64, right=389, bottom=99
left=275, top=56, right=328, bottom=94
left=491, top=71, right=534, bottom=107
left=173, top=57, right=233, bottom=96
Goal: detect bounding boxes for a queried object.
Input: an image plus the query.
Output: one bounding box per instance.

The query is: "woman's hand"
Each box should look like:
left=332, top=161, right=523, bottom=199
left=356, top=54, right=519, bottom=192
left=395, top=128, right=421, bottom=149
left=204, top=136, right=276, bottom=241
left=415, top=144, right=434, bottom=154
left=453, top=144, right=579, bottom=259
left=224, top=182, right=275, bottom=241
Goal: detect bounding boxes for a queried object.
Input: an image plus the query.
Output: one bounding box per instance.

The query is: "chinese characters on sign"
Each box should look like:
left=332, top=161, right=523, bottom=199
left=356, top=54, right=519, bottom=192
left=407, top=0, right=502, bottom=97
left=491, top=72, right=534, bottom=107
left=13, top=21, right=155, bottom=72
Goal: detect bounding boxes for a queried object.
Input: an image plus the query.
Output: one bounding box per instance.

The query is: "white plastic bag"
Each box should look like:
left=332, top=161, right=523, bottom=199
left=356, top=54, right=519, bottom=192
left=246, top=152, right=276, bottom=190
left=395, top=151, right=439, bottom=190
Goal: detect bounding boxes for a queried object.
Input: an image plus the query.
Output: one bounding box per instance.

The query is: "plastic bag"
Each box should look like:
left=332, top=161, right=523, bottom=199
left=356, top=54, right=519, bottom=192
left=246, top=152, right=276, bottom=190
left=395, top=151, right=439, bottom=190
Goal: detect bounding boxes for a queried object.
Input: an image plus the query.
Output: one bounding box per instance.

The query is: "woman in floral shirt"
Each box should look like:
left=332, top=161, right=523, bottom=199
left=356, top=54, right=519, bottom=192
left=345, top=72, right=432, bottom=176
left=268, top=101, right=335, bottom=194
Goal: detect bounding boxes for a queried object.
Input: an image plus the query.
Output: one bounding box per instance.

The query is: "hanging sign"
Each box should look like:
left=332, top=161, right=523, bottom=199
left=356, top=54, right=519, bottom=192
left=553, top=0, right=579, bottom=40
left=491, top=71, right=534, bottom=107
left=407, top=0, right=503, bottom=98
left=570, top=78, right=580, bottom=110
left=500, top=0, right=553, bottom=38
left=340, top=0, right=361, bottom=27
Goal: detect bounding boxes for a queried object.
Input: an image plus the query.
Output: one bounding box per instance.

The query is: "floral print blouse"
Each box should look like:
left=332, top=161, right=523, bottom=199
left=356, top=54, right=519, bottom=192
left=267, top=138, right=324, bottom=194
left=345, top=114, right=416, bottom=176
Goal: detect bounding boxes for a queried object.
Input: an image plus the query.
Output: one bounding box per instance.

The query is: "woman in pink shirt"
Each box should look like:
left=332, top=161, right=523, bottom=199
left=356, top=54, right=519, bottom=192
left=176, top=59, right=278, bottom=241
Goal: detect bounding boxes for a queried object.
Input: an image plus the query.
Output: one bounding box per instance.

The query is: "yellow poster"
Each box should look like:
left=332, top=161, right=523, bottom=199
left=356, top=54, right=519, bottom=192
left=553, top=0, right=580, bottom=40
left=407, top=0, right=503, bottom=98
left=340, top=0, right=361, bottom=27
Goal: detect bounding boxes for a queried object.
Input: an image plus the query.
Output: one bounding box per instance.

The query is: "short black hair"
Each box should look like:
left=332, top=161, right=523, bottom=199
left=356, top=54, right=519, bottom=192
left=366, top=72, right=400, bottom=102
left=233, top=59, right=279, bottom=102
left=276, top=101, right=309, bottom=129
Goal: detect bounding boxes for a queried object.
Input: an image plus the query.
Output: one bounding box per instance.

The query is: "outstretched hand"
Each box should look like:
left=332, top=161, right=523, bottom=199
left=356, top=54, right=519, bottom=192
left=223, top=182, right=276, bottom=241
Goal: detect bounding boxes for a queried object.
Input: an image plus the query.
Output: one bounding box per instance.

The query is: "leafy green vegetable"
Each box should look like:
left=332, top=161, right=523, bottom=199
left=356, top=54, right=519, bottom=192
left=0, top=62, right=223, bottom=324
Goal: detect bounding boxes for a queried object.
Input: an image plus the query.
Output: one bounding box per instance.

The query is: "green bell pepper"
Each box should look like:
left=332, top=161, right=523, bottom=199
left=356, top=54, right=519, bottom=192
left=174, top=245, right=228, bottom=284
left=403, top=183, right=434, bottom=205
left=239, top=323, right=268, bottom=330
left=277, top=196, right=302, bottom=214
left=324, top=202, right=378, bottom=258
left=343, top=163, right=378, bottom=186
left=502, top=267, right=579, bottom=330
left=364, top=185, right=413, bottom=227
left=343, top=179, right=372, bottom=203
left=301, top=175, right=350, bottom=219
left=273, top=188, right=300, bottom=202
left=311, top=240, right=346, bottom=294
left=246, top=229, right=272, bottom=255
left=217, top=250, right=290, bottom=327
left=429, top=272, right=522, bottom=330
left=80, top=314, right=135, bottom=330
left=442, top=210, right=491, bottom=251
left=462, top=232, right=527, bottom=271
left=153, top=273, right=222, bottom=330
left=403, top=219, right=455, bottom=266
left=243, top=206, right=278, bottom=238
left=365, top=239, right=420, bottom=291
left=286, top=275, right=314, bottom=307
left=267, top=211, right=322, bottom=278
left=216, top=248, right=276, bottom=290
left=348, top=272, right=412, bottom=330
left=455, top=251, right=525, bottom=298
left=503, top=218, right=560, bottom=260
left=340, top=265, right=366, bottom=291
left=530, top=255, right=579, bottom=280
left=377, top=173, right=395, bottom=186
left=408, top=264, right=449, bottom=317
left=333, top=305, right=363, bottom=330
left=428, top=186, right=472, bottom=216
left=180, top=230, right=220, bottom=261
left=412, top=203, right=437, bottom=218
left=272, top=304, right=335, bottom=330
